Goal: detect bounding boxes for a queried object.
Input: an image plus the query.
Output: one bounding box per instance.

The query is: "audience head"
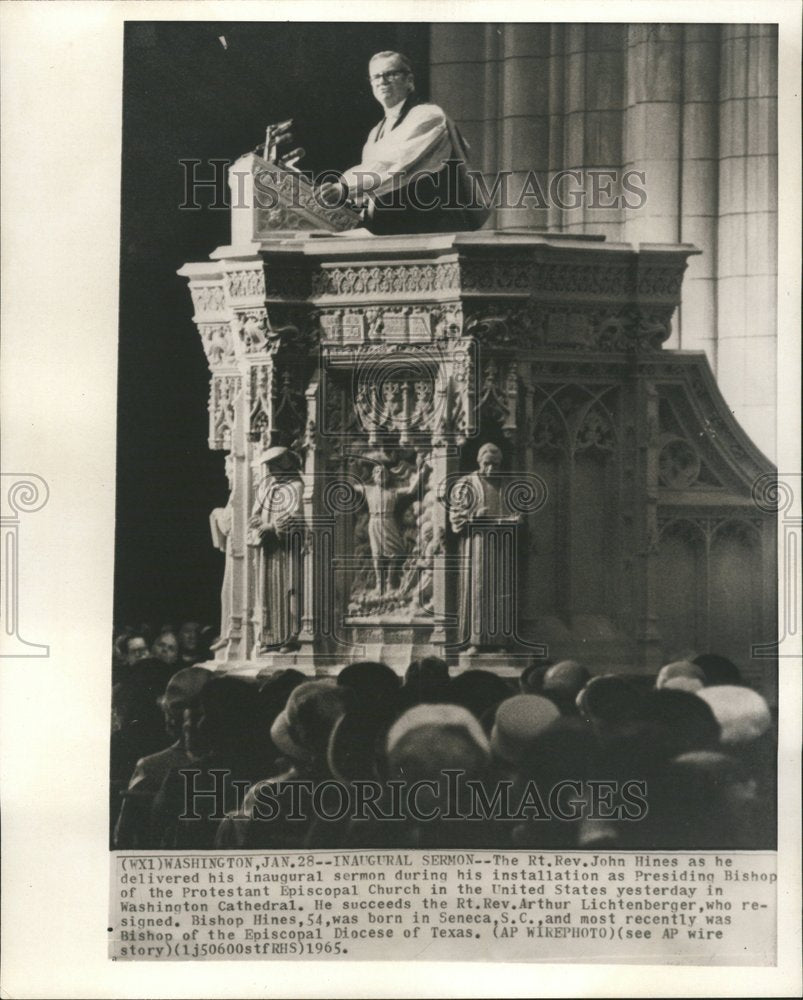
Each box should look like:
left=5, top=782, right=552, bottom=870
left=386, top=704, right=490, bottom=783
left=405, top=656, right=449, bottom=687
left=112, top=679, right=152, bottom=731
left=257, top=668, right=307, bottom=713
left=152, top=630, right=180, bottom=667
left=402, top=657, right=451, bottom=707
left=490, top=694, right=561, bottom=766
left=178, top=621, right=202, bottom=660
left=518, top=716, right=598, bottom=785
left=696, top=685, right=771, bottom=746
left=641, top=688, right=721, bottom=756
left=124, top=632, right=150, bottom=667
left=193, top=675, right=260, bottom=757
left=692, top=653, right=743, bottom=687
left=576, top=674, right=646, bottom=738
left=328, top=711, right=386, bottom=783
left=337, top=660, right=401, bottom=712
left=111, top=668, right=166, bottom=740
left=113, top=628, right=133, bottom=668
left=158, top=665, right=212, bottom=739
left=542, top=660, right=591, bottom=714
left=519, top=659, right=551, bottom=695
left=248, top=669, right=307, bottom=772
left=449, top=670, right=512, bottom=722
left=656, top=659, right=706, bottom=692
left=270, top=680, right=349, bottom=765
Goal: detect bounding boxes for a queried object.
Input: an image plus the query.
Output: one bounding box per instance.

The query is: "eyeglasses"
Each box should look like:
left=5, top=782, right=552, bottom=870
left=369, top=70, right=408, bottom=84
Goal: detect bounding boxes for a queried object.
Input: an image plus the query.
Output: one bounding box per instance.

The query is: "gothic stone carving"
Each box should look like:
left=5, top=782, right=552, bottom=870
left=190, top=283, right=227, bottom=316
left=463, top=302, right=673, bottom=353
left=199, top=323, right=236, bottom=368
left=311, top=261, right=460, bottom=298
left=226, top=268, right=266, bottom=299
left=209, top=374, right=241, bottom=450
left=348, top=456, right=433, bottom=620
left=252, top=164, right=361, bottom=234
left=236, top=307, right=313, bottom=357
left=317, top=306, right=434, bottom=345
left=238, top=309, right=270, bottom=353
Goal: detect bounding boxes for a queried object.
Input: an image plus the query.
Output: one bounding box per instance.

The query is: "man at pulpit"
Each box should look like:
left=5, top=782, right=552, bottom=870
left=320, top=51, right=487, bottom=235
left=449, top=443, right=523, bottom=655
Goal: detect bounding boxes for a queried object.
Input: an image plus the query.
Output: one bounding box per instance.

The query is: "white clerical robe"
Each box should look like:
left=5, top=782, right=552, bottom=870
left=341, top=101, right=455, bottom=201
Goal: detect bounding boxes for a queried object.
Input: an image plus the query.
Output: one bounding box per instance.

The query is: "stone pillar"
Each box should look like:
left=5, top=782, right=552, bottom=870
left=622, top=26, right=683, bottom=250
left=496, top=24, right=551, bottom=231
left=636, top=379, right=664, bottom=671
left=429, top=24, right=502, bottom=228
left=716, top=24, right=778, bottom=458
left=563, top=24, right=627, bottom=239
left=676, top=24, right=721, bottom=365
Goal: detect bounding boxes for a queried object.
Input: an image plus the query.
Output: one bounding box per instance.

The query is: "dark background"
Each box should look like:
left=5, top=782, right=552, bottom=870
left=115, top=21, right=430, bottom=630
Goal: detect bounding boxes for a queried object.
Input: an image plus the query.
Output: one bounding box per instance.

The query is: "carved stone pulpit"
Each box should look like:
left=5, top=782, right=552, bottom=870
left=178, top=159, right=777, bottom=696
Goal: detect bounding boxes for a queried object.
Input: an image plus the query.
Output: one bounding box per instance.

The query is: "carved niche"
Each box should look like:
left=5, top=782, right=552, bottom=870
left=209, top=375, right=241, bottom=451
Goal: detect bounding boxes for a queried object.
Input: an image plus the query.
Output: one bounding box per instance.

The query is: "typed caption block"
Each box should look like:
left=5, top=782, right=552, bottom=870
left=110, top=850, right=776, bottom=965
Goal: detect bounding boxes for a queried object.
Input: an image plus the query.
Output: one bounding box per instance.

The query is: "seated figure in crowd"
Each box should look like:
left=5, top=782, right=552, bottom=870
left=113, top=665, right=211, bottom=848
left=151, top=630, right=179, bottom=667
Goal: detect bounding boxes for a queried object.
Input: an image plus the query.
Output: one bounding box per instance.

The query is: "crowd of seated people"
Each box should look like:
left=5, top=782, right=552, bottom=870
left=110, top=642, right=777, bottom=853
left=112, top=621, right=214, bottom=682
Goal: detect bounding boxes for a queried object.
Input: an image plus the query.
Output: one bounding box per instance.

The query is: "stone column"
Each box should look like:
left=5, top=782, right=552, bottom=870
left=676, top=24, right=721, bottom=365
left=622, top=26, right=683, bottom=250
left=429, top=24, right=503, bottom=228
left=634, top=379, right=664, bottom=671
left=496, top=24, right=551, bottom=230
left=563, top=24, right=626, bottom=239
left=716, top=24, right=778, bottom=458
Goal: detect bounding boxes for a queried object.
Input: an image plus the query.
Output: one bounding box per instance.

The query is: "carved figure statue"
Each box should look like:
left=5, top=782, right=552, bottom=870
left=449, top=442, right=522, bottom=654
left=354, top=452, right=428, bottom=596
left=247, top=447, right=305, bottom=652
